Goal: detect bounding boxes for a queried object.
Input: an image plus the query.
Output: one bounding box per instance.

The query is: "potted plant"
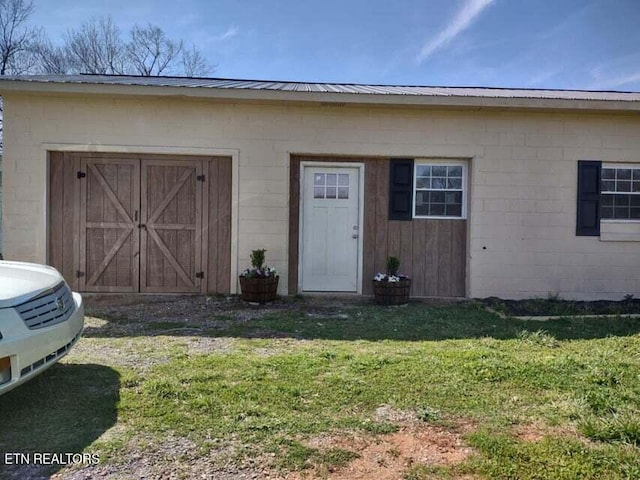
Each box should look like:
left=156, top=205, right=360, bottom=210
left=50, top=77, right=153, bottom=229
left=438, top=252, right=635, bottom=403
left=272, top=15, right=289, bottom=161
left=372, top=256, right=411, bottom=305
left=239, top=249, right=279, bottom=303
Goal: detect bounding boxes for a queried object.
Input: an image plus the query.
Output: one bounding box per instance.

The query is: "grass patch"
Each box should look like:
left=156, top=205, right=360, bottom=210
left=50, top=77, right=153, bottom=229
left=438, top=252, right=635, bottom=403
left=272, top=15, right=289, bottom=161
left=270, top=438, right=358, bottom=471
left=2, top=300, right=640, bottom=478
left=464, top=430, right=640, bottom=479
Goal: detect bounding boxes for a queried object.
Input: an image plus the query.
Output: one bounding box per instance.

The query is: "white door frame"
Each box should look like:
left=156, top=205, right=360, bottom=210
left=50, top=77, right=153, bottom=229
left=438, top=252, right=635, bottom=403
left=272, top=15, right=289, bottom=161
left=298, top=161, right=365, bottom=294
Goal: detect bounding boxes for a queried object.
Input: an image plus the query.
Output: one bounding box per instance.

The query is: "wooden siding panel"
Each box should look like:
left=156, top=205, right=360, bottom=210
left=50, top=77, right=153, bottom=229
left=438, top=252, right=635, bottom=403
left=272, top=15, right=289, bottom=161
left=362, top=159, right=377, bottom=295
left=411, top=219, right=426, bottom=296
left=451, top=219, right=467, bottom=297
left=288, top=157, right=301, bottom=294
left=423, top=220, right=439, bottom=296
left=215, top=156, right=232, bottom=294
left=436, top=220, right=453, bottom=297
left=399, top=220, right=413, bottom=289
left=48, top=153, right=63, bottom=271
left=289, top=155, right=467, bottom=298
left=374, top=160, right=388, bottom=277
left=204, top=159, right=217, bottom=292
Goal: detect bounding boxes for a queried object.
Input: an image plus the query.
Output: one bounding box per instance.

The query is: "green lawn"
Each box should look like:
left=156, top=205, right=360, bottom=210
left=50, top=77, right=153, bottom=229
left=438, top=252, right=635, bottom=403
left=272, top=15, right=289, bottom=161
left=1, top=299, right=640, bottom=479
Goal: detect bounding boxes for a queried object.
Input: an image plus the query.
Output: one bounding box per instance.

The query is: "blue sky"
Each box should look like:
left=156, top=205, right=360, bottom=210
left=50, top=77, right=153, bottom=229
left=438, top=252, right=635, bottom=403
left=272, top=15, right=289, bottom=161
left=31, top=0, right=640, bottom=90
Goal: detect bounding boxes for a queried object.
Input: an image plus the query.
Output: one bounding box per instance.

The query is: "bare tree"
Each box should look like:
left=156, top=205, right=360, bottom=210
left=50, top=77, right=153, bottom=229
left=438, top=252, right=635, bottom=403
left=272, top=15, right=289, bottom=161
left=182, top=45, right=209, bottom=77
left=126, top=24, right=183, bottom=76
left=31, top=36, right=69, bottom=74
left=65, top=16, right=124, bottom=74
left=53, top=16, right=210, bottom=77
left=0, top=0, right=41, bottom=75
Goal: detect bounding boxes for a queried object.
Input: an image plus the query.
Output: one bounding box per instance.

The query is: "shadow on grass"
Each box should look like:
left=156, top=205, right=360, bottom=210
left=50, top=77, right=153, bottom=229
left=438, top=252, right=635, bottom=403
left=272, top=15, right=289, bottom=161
left=83, top=300, right=640, bottom=342
left=0, top=363, right=119, bottom=479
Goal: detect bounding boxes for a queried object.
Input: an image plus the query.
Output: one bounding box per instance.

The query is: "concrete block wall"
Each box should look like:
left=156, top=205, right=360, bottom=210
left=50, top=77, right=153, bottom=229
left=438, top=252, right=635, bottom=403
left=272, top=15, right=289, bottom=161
left=2, top=92, right=639, bottom=299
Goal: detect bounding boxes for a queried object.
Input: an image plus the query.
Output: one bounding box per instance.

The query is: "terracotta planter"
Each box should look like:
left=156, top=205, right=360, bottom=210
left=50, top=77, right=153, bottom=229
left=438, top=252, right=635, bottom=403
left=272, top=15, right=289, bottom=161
left=373, top=279, right=411, bottom=305
left=239, top=276, right=279, bottom=303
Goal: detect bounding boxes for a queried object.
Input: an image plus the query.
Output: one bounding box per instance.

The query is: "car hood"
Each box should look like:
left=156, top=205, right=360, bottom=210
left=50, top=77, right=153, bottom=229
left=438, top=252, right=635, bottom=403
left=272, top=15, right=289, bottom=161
left=0, top=261, right=64, bottom=308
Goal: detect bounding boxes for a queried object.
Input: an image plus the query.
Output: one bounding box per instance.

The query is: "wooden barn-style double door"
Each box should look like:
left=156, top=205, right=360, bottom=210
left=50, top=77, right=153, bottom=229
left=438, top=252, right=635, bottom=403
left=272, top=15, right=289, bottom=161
left=49, top=152, right=232, bottom=294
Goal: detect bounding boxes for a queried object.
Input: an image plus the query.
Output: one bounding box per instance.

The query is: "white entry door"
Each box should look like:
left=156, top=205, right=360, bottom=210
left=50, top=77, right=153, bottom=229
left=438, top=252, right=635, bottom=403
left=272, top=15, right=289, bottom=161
left=301, top=165, right=361, bottom=292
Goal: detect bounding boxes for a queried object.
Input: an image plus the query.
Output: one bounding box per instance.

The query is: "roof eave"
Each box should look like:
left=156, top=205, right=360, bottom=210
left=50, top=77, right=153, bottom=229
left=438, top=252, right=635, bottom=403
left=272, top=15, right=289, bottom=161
left=0, top=79, right=638, bottom=113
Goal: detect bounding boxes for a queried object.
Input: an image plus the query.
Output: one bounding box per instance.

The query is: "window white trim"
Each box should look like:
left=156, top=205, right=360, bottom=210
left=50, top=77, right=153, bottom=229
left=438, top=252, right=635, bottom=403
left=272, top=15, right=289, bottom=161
left=412, top=159, right=468, bottom=220
left=600, top=162, right=640, bottom=222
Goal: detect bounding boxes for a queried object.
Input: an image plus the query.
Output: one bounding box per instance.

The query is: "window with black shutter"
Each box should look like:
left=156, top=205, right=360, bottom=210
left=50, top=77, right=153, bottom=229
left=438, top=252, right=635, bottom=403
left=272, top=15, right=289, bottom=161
left=576, top=160, right=602, bottom=236
left=389, top=159, right=414, bottom=220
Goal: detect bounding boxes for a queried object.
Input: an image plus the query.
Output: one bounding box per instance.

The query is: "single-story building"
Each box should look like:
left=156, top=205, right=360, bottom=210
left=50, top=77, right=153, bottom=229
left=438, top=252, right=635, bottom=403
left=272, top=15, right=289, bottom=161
left=0, top=75, right=638, bottom=300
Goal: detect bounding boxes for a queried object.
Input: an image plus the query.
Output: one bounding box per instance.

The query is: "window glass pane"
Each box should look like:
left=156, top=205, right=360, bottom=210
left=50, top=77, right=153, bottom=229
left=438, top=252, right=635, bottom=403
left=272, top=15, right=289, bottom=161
left=601, top=194, right=614, bottom=206
left=432, top=166, right=447, bottom=176
left=314, top=173, right=325, bottom=186
left=431, top=191, right=445, bottom=203
left=431, top=177, right=446, bottom=189
left=601, top=180, right=615, bottom=192
left=631, top=196, right=640, bottom=207
left=633, top=170, right=640, bottom=180
left=447, top=166, right=462, bottom=177
left=416, top=191, right=429, bottom=204
left=633, top=182, right=640, bottom=193
left=338, top=187, right=349, bottom=199
left=326, top=187, right=336, bottom=198
left=631, top=208, right=640, bottom=219
left=447, top=178, right=462, bottom=189
left=618, top=181, right=631, bottom=192
left=416, top=165, right=431, bottom=177
left=445, top=192, right=460, bottom=204
left=415, top=204, right=429, bottom=216
left=601, top=168, right=615, bottom=179
left=416, top=177, right=429, bottom=189
left=326, top=174, right=337, bottom=186
left=600, top=206, right=613, bottom=219
left=446, top=204, right=462, bottom=216
left=338, top=174, right=349, bottom=186
left=314, top=187, right=324, bottom=198
left=430, top=203, right=445, bottom=215
left=614, top=207, right=629, bottom=219
left=617, top=169, right=632, bottom=180
left=616, top=195, right=631, bottom=207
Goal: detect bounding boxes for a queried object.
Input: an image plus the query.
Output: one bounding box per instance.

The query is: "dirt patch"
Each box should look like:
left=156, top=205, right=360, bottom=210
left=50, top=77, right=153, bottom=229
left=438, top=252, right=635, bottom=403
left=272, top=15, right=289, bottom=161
left=81, top=294, right=370, bottom=338
left=512, top=422, right=582, bottom=443
left=285, top=409, right=475, bottom=480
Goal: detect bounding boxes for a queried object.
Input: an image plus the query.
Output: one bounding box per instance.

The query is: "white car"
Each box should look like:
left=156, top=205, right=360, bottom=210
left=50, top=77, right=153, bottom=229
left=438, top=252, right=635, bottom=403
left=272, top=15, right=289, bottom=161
left=0, top=261, right=84, bottom=395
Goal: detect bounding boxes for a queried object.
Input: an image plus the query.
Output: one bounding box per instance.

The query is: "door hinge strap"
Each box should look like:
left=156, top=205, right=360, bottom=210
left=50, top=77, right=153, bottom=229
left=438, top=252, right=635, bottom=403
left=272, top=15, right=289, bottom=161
left=196, top=175, right=205, bottom=182
left=77, top=171, right=86, bottom=179
left=195, top=272, right=204, bottom=279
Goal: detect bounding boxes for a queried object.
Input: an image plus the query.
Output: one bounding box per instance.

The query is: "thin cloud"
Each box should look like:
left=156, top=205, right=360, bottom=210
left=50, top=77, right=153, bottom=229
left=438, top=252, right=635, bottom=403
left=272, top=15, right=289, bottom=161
left=215, top=25, right=239, bottom=42
left=416, top=0, right=496, bottom=63
left=526, top=69, right=562, bottom=87
left=590, top=70, right=640, bottom=90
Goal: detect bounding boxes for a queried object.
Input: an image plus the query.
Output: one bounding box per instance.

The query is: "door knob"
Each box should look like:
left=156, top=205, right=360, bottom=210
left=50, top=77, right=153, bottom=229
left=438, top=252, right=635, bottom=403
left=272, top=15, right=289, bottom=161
left=352, top=233, right=359, bottom=239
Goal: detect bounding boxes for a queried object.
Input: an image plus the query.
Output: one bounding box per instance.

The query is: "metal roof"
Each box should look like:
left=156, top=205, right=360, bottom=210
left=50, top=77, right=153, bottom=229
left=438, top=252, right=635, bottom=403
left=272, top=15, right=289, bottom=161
left=1, top=74, right=639, bottom=103
left=0, top=74, right=640, bottom=112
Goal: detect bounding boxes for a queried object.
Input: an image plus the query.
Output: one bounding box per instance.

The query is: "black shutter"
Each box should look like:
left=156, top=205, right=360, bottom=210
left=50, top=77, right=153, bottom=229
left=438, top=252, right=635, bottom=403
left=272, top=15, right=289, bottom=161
left=576, top=160, right=601, bottom=236
left=389, top=158, right=414, bottom=220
